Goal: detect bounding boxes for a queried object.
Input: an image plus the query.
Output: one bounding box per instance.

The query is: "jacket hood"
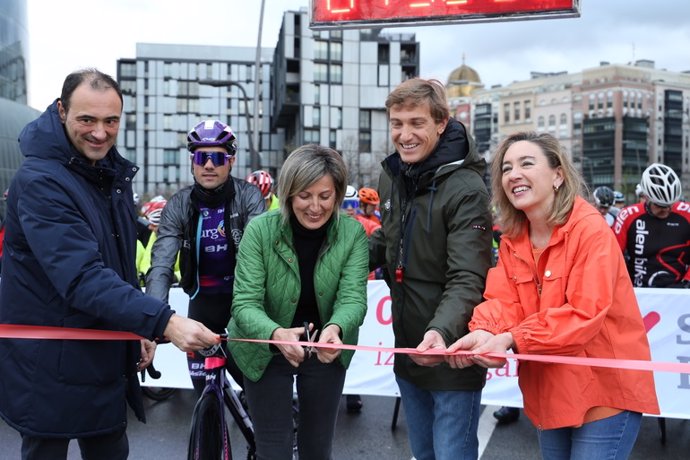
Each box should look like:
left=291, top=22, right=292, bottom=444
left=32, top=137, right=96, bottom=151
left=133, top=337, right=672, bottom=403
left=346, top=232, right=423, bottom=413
left=18, top=100, right=77, bottom=164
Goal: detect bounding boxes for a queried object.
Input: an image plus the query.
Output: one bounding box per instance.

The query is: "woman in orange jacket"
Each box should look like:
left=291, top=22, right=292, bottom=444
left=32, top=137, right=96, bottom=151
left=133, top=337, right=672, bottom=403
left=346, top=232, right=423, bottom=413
left=446, top=132, right=659, bottom=459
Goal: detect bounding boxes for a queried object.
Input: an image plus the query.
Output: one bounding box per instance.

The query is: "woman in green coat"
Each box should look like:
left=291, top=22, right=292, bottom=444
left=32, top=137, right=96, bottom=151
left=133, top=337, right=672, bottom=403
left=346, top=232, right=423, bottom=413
left=229, top=144, right=369, bottom=459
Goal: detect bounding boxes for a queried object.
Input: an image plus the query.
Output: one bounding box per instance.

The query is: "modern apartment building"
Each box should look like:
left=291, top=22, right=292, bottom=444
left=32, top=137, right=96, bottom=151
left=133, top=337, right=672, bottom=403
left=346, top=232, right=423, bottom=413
left=469, top=60, right=690, bottom=200
left=271, top=8, right=419, bottom=188
left=116, top=43, right=277, bottom=197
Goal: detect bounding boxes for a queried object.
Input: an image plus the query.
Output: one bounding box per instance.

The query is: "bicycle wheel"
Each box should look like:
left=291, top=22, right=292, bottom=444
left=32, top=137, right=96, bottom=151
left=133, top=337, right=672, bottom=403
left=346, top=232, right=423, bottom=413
left=188, top=389, right=231, bottom=460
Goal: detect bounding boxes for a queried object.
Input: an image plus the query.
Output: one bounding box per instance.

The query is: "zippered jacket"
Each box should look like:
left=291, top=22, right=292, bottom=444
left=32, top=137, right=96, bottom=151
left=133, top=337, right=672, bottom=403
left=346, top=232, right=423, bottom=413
left=145, top=180, right=264, bottom=302
left=0, top=100, right=174, bottom=437
left=470, top=197, right=660, bottom=429
left=228, top=211, right=369, bottom=382
left=369, top=118, right=493, bottom=390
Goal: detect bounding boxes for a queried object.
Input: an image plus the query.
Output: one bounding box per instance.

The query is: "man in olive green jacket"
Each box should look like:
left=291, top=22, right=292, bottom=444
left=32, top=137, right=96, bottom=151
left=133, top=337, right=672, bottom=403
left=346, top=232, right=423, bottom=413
left=370, top=78, right=492, bottom=460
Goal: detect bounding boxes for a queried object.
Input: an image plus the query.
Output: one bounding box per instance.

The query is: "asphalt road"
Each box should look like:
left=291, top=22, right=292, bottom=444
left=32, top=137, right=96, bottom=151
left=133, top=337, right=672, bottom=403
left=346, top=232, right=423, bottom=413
left=1, top=391, right=688, bottom=459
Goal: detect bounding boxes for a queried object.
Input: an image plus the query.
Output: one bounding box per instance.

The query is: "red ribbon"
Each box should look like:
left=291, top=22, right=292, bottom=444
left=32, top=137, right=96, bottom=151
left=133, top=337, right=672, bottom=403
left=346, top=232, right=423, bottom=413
left=1, top=324, right=688, bottom=374
left=0, top=324, right=142, bottom=341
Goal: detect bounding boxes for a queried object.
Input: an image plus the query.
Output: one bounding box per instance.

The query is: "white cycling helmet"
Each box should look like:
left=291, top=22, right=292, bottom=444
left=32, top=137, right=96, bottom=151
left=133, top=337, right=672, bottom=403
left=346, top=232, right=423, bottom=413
left=640, top=163, right=681, bottom=207
left=342, top=185, right=359, bottom=210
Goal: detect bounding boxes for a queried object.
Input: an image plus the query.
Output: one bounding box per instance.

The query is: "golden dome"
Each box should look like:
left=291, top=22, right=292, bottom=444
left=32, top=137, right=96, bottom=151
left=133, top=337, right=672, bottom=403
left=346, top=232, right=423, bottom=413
left=446, top=56, right=482, bottom=98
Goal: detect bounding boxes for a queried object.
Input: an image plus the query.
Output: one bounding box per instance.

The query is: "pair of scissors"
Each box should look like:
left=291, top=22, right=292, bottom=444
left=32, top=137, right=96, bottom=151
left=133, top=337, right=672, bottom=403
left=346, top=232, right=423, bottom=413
left=303, top=322, right=319, bottom=358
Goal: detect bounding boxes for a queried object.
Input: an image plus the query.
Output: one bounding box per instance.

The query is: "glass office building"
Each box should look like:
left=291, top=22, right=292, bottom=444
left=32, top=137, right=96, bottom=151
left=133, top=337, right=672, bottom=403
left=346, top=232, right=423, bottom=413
left=0, top=0, right=37, bottom=216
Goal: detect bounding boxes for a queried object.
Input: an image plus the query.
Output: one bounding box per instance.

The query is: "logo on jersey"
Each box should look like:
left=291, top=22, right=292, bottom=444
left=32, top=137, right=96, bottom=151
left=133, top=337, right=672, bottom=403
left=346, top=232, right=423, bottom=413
left=633, top=219, right=649, bottom=286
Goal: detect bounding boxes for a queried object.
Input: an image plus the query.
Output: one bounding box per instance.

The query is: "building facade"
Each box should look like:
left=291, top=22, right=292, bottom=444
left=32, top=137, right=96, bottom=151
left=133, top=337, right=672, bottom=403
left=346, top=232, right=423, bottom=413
left=0, top=0, right=38, bottom=217
left=468, top=60, right=690, bottom=201
left=116, top=43, right=278, bottom=198
left=271, top=8, right=419, bottom=189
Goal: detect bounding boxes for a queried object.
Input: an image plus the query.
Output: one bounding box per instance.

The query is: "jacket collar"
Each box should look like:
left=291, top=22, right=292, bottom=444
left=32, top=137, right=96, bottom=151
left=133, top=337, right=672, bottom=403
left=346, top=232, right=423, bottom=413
left=505, top=197, right=598, bottom=255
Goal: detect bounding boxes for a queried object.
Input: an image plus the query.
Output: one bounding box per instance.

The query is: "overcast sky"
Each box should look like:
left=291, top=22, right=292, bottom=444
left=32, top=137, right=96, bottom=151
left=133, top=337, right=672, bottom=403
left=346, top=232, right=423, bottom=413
left=26, top=0, right=690, bottom=111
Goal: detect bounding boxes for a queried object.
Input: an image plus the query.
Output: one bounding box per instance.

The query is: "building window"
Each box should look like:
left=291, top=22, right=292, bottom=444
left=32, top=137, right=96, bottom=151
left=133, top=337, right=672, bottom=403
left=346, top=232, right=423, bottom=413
left=560, top=113, right=567, bottom=126
left=314, top=40, right=328, bottom=60
left=313, top=107, right=321, bottom=126
left=163, top=149, right=178, bottom=165
left=314, top=84, right=320, bottom=104
left=329, top=129, right=337, bottom=149
left=359, top=131, right=371, bottom=153
left=513, top=101, right=521, bottom=122
left=304, top=129, right=320, bottom=144
left=537, top=116, right=545, bottom=129
left=503, top=103, right=510, bottom=124
left=359, top=110, right=371, bottom=129
left=524, top=100, right=531, bottom=121
left=330, top=64, right=342, bottom=84
left=330, top=42, right=342, bottom=61
left=548, top=115, right=556, bottom=130
left=314, top=63, right=328, bottom=82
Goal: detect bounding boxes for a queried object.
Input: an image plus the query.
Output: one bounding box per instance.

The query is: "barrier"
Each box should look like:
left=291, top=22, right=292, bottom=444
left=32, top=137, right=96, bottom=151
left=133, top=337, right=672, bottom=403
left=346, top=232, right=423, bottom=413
left=145, top=283, right=690, bottom=419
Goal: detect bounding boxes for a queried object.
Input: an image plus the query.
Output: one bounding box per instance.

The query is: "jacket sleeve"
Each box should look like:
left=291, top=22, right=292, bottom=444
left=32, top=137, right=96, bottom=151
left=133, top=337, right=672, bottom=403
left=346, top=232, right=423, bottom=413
left=145, top=194, right=184, bottom=303
left=324, top=221, right=369, bottom=343
left=231, top=217, right=283, bottom=340
left=241, top=181, right=266, bottom=224
left=473, top=215, right=623, bottom=356
left=428, top=188, right=493, bottom=343
left=18, top=175, right=172, bottom=339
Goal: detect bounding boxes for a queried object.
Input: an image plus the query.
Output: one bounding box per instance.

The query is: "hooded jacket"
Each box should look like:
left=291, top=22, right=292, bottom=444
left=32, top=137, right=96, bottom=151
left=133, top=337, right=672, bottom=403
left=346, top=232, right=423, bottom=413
left=0, top=101, right=174, bottom=438
left=145, top=180, right=264, bottom=303
left=369, top=118, right=493, bottom=390
left=470, top=197, right=659, bottom=429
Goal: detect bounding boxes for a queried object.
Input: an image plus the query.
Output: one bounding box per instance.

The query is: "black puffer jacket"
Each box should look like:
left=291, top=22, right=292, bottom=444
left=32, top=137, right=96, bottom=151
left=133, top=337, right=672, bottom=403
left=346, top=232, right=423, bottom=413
left=0, top=100, right=173, bottom=437
left=370, top=118, right=492, bottom=391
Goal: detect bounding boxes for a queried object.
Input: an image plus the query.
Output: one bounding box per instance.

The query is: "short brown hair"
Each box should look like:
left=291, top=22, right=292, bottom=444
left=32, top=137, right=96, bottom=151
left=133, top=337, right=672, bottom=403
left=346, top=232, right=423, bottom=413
left=385, top=78, right=450, bottom=124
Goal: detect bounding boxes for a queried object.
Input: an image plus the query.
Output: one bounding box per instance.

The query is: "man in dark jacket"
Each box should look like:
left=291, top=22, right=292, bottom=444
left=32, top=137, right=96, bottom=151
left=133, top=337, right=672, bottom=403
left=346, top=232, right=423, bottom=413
left=146, top=119, right=265, bottom=394
left=0, top=69, right=219, bottom=460
left=370, top=78, right=493, bottom=460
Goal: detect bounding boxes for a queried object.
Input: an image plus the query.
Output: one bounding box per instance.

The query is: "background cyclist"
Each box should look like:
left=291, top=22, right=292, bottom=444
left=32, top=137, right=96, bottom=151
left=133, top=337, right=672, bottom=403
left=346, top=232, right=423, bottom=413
left=145, top=119, right=265, bottom=395
left=246, top=169, right=280, bottom=211
left=613, top=162, right=690, bottom=288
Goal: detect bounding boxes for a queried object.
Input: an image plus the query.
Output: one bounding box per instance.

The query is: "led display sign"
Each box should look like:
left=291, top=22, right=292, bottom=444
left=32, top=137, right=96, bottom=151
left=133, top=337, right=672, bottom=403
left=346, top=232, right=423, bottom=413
left=311, top=0, right=580, bottom=29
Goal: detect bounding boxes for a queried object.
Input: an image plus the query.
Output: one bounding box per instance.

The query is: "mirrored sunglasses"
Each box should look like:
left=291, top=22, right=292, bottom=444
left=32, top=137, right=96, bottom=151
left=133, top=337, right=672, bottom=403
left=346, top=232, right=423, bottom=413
left=192, top=150, right=232, bottom=167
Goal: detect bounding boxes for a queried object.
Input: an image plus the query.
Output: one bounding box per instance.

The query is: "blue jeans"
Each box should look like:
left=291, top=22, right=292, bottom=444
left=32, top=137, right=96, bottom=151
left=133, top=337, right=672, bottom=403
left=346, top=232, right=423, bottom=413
left=396, top=376, right=481, bottom=460
left=537, top=411, right=642, bottom=460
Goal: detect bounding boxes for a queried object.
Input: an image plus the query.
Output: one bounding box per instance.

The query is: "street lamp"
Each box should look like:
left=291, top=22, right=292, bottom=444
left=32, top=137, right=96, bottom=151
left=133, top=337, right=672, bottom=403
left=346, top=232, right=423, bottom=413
left=198, top=79, right=260, bottom=171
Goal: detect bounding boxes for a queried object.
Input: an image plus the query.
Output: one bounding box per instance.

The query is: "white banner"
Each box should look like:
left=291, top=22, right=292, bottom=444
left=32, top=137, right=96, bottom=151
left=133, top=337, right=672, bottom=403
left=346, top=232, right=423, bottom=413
left=143, top=283, right=690, bottom=419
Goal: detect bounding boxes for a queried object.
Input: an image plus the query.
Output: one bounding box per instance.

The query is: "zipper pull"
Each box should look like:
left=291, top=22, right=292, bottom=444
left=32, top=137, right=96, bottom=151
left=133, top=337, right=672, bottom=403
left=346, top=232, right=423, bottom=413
left=395, top=265, right=404, bottom=283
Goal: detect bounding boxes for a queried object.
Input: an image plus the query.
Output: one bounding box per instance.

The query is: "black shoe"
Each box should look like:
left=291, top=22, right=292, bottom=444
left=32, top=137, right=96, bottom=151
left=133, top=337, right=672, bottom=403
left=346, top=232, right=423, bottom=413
left=493, top=406, right=520, bottom=424
left=346, top=394, right=363, bottom=414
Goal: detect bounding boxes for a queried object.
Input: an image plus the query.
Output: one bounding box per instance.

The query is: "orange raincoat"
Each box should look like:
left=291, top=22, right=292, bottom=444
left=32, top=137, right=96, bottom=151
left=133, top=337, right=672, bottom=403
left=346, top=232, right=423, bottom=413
left=470, top=197, right=659, bottom=429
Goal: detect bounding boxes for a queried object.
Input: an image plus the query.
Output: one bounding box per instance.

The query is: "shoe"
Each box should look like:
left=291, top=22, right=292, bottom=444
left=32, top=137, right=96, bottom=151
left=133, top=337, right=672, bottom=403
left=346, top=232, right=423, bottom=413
left=493, top=406, right=520, bottom=424
left=346, top=394, right=363, bottom=414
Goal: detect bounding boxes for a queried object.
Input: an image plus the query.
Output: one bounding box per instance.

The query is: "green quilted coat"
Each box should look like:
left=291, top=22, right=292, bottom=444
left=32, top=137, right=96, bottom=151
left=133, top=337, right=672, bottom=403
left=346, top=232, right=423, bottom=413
left=228, top=210, right=369, bottom=382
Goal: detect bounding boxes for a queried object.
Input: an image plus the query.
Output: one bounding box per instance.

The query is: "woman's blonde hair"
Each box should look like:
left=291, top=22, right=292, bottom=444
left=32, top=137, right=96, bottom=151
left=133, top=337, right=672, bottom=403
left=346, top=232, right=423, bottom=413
left=491, top=132, right=585, bottom=237
left=276, top=144, right=348, bottom=225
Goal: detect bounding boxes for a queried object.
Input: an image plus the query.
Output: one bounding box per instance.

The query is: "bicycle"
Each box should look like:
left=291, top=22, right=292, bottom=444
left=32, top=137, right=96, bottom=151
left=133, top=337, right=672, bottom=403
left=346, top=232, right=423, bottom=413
left=187, top=336, right=256, bottom=460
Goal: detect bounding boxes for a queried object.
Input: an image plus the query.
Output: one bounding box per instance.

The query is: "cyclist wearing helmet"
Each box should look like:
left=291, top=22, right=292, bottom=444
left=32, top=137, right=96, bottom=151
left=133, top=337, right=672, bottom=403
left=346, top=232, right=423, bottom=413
left=612, top=190, right=625, bottom=210
left=592, top=186, right=617, bottom=227
left=246, top=169, right=279, bottom=211
left=342, top=185, right=379, bottom=237
left=614, top=163, right=690, bottom=287
left=358, top=186, right=381, bottom=224
left=146, top=119, right=265, bottom=394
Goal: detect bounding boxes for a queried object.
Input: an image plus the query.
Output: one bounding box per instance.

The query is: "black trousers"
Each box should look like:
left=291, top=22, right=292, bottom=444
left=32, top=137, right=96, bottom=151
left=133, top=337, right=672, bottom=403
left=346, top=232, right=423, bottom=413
left=21, top=428, right=128, bottom=460
left=244, top=354, right=346, bottom=460
left=187, top=292, right=244, bottom=396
